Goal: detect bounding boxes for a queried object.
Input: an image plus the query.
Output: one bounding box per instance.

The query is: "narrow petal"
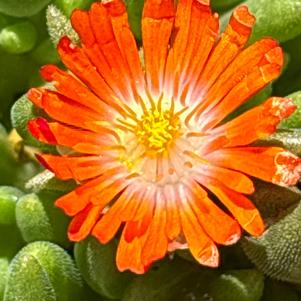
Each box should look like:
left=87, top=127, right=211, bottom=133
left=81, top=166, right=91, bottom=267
left=36, top=154, right=114, bottom=181
left=178, top=184, right=219, bottom=267
left=186, top=38, right=281, bottom=125
left=116, top=226, right=148, bottom=274
left=210, top=97, right=296, bottom=146
left=68, top=204, right=103, bottom=241
left=141, top=191, right=168, bottom=266
left=142, top=0, right=175, bottom=97
left=197, top=5, right=255, bottom=95
left=207, top=147, right=301, bottom=186
left=28, top=118, right=115, bottom=154
left=168, top=0, right=219, bottom=105
left=28, top=88, right=104, bottom=130
left=92, top=185, right=140, bottom=244
left=55, top=170, right=129, bottom=216
left=102, top=0, right=145, bottom=94
left=39, top=64, right=117, bottom=118
left=57, top=36, right=122, bottom=107
left=89, top=2, right=138, bottom=104
left=193, top=164, right=254, bottom=194
left=164, top=184, right=181, bottom=240
left=201, top=179, right=265, bottom=236
left=187, top=180, right=241, bottom=245
left=200, top=47, right=284, bottom=129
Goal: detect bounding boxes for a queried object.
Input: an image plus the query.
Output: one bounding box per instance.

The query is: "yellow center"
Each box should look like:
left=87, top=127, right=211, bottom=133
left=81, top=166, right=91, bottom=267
left=136, top=109, right=181, bottom=155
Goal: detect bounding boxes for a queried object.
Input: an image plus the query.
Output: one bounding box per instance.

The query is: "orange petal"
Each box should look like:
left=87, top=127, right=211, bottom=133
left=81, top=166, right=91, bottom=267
left=187, top=38, right=280, bottom=123
left=164, top=184, right=181, bottom=240
left=102, top=0, right=145, bottom=94
left=193, top=164, right=254, bottom=194
left=92, top=185, right=140, bottom=244
left=57, top=36, right=121, bottom=107
left=211, top=97, right=296, bottom=147
left=89, top=2, right=137, bottom=104
left=165, top=0, right=218, bottom=103
left=203, top=180, right=264, bottom=236
left=208, top=147, right=301, bottom=186
left=28, top=118, right=115, bottom=154
left=141, top=191, right=168, bottom=266
left=116, top=226, right=148, bottom=274
left=187, top=180, right=242, bottom=245
left=27, top=88, right=102, bottom=130
left=198, top=5, right=255, bottom=95
left=142, top=0, right=175, bottom=97
left=200, top=48, right=284, bottom=129
left=68, top=204, right=103, bottom=241
left=55, top=170, right=128, bottom=216
left=36, top=154, right=112, bottom=181
left=178, top=184, right=219, bottom=267
left=123, top=188, right=156, bottom=242
left=39, top=64, right=117, bottom=118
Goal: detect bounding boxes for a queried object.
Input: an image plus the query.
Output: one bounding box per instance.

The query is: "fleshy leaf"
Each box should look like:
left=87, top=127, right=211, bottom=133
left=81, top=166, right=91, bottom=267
left=0, top=21, right=37, bottom=54
left=122, top=258, right=197, bottom=301
left=0, top=186, right=23, bottom=226
left=0, top=0, right=50, bottom=17
left=261, top=279, right=299, bottom=301
left=0, top=258, right=9, bottom=300
left=74, top=237, right=133, bottom=300
left=207, top=269, right=265, bottom=301
left=16, top=192, right=71, bottom=248
left=0, top=186, right=24, bottom=259
left=242, top=200, right=301, bottom=284
left=3, top=242, right=85, bottom=301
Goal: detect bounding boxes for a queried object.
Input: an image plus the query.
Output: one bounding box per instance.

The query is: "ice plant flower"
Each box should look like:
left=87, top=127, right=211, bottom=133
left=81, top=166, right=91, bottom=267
left=27, top=0, right=301, bottom=274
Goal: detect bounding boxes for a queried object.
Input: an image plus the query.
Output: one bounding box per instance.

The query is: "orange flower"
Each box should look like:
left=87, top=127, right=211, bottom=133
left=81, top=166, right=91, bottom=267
left=27, top=0, right=301, bottom=274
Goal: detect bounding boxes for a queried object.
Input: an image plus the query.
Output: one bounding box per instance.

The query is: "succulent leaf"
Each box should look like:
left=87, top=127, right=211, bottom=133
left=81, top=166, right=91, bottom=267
left=242, top=200, right=301, bottom=284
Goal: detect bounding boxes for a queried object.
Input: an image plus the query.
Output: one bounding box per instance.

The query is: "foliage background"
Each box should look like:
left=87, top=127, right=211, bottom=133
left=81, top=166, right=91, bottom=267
left=1, top=0, right=301, bottom=300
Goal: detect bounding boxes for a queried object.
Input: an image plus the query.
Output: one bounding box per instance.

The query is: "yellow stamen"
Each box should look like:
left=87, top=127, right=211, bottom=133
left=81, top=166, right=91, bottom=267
left=135, top=108, right=181, bottom=155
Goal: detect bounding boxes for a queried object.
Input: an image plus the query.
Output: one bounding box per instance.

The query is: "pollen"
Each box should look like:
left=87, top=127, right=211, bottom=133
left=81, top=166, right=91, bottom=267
left=135, top=109, right=181, bottom=155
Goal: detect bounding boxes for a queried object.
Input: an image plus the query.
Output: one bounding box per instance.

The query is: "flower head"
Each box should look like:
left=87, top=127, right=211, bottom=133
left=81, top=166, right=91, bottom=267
left=27, top=0, right=301, bottom=273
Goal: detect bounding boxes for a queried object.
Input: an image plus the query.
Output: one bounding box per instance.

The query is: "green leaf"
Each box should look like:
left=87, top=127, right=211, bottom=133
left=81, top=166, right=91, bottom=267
left=0, top=21, right=37, bottom=54
left=207, top=269, right=264, bottom=301
left=0, top=0, right=50, bottom=17
left=249, top=179, right=301, bottom=224
left=74, top=237, right=134, bottom=300
left=0, top=187, right=24, bottom=259
left=261, top=279, right=299, bottom=301
left=242, top=200, right=301, bottom=284
left=11, top=94, right=56, bottom=152
left=16, top=192, right=71, bottom=248
left=4, top=242, right=85, bottom=301
left=126, top=0, right=144, bottom=42
left=31, top=38, right=60, bottom=65
left=279, top=91, right=301, bottom=129
left=46, top=4, right=79, bottom=46
left=53, top=0, right=94, bottom=17
left=0, top=258, right=9, bottom=300
left=0, top=186, right=23, bottom=226
left=122, top=258, right=197, bottom=301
